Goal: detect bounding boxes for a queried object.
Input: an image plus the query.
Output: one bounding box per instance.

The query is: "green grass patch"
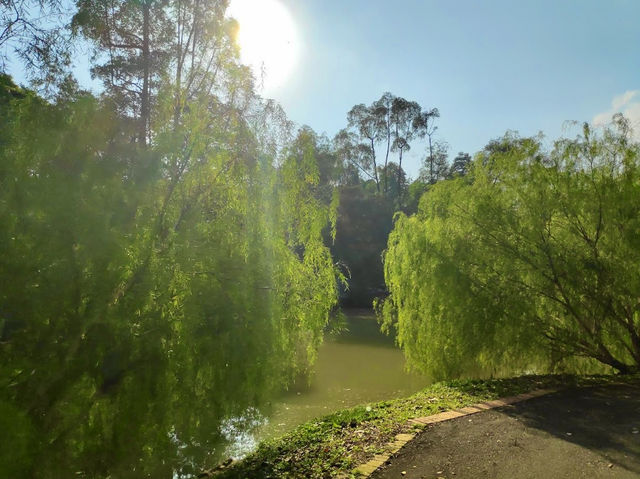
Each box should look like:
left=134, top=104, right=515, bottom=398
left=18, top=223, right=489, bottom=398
left=212, top=374, right=637, bottom=478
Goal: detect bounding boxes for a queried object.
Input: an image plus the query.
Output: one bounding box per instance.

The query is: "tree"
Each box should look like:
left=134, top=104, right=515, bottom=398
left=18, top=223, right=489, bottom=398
left=343, top=93, right=437, bottom=197
left=72, top=0, right=173, bottom=143
left=72, top=0, right=245, bottom=144
left=346, top=103, right=382, bottom=193
left=390, top=96, right=421, bottom=195
left=0, top=0, right=71, bottom=87
left=380, top=117, right=640, bottom=378
left=333, top=128, right=376, bottom=184
left=418, top=140, right=449, bottom=184
left=379, top=161, right=408, bottom=201
left=335, top=93, right=441, bottom=306
left=0, top=61, right=338, bottom=479
left=414, top=107, right=440, bottom=182
left=449, top=151, right=471, bottom=177
left=372, top=92, right=393, bottom=194
left=169, top=0, right=253, bottom=128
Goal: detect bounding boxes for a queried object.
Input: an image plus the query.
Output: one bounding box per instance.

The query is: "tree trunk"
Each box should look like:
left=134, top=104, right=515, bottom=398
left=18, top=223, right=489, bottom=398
left=383, top=123, right=390, bottom=195
left=428, top=134, right=434, bottom=184
left=140, top=1, right=151, bottom=145
left=370, top=137, right=380, bottom=194
left=174, top=0, right=183, bottom=128
left=397, top=148, right=404, bottom=197
left=594, top=343, right=636, bottom=375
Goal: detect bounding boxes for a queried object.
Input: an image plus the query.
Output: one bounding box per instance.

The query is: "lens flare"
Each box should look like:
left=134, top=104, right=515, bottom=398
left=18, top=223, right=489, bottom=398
left=227, top=0, right=300, bottom=93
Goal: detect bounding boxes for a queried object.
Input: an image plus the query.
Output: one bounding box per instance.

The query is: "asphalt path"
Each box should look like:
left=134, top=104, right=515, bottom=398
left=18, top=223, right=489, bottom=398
left=371, top=383, right=640, bottom=479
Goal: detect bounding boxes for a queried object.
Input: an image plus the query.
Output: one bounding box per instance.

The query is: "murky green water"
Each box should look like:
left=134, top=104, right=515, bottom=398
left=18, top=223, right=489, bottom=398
left=224, top=309, right=430, bottom=457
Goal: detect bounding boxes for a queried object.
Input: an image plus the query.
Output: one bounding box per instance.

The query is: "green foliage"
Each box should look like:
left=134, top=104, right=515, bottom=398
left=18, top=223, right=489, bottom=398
left=331, top=186, right=395, bottom=307
left=0, top=74, right=338, bottom=477
left=0, top=1, right=71, bottom=89
left=331, top=93, right=445, bottom=306
left=72, top=0, right=244, bottom=143
left=341, top=93, right=437, bottom=197
left=381, top=119, right=640, bottom=378
left=449, top=151, right=472, bottom=178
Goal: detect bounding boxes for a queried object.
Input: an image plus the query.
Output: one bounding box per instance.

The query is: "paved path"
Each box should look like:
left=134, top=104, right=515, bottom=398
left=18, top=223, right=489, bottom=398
left=371, top=383, right=640, bottom=479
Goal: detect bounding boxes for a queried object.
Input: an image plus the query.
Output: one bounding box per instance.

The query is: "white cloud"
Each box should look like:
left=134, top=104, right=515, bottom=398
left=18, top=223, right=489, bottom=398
left=592, top=110, right=613, bottom=126
left=593, top=90, right=640, bottom=139
left=611, top=90, right=639, bottom=111
left=624, top=101, right=640, bottom=125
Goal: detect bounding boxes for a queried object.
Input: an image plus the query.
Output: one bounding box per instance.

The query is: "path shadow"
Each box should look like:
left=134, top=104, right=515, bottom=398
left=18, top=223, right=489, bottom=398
left=499, top=383, right=640, bottom=474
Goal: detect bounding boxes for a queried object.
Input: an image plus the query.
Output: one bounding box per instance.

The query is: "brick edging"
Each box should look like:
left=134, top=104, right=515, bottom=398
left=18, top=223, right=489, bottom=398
left=352, top=388, right=557, bottom=477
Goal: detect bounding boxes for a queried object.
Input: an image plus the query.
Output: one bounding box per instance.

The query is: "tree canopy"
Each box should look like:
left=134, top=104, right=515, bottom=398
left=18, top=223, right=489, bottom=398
left=9, top=1, right=640, bottom=475
left=0, top=25, right=338, bottom=476
left=380, top=116, right=640, bottom=379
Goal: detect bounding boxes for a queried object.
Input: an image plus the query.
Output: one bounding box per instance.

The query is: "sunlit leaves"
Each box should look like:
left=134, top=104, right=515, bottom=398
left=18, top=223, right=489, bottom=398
left=0, top=75, right=338, bottom=477
left=381, top=120, right=640, bottom=379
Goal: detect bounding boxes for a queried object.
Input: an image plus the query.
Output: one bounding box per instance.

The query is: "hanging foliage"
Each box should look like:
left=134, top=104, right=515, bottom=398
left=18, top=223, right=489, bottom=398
left=380, top=117, right=640, bottom=380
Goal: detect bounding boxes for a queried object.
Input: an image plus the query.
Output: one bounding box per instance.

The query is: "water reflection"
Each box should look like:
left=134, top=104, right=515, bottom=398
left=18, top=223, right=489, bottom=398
left=224, top=309, right=429, bottom=458
left=220, top=409, right=267, bottom=458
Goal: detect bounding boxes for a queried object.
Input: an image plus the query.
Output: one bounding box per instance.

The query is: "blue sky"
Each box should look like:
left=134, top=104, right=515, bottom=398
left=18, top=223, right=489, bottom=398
left=5, top=0, right=639, bottom=178
left=268, top=0, right=640, bottom=177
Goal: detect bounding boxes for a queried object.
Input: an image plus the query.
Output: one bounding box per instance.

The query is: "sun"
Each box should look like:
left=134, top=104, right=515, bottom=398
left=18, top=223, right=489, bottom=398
left=227, top=0, right=300, bottom=93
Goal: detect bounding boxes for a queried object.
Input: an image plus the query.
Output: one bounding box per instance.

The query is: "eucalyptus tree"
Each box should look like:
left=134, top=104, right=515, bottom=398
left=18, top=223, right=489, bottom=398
left=344, top=93, right=438, bottom=197
left=372, top=92, right=393, bottom=193
left=417, top=140, right=449, bottom=184
left=346, top=102, right=382, bottom=193
left=169, top=0, right=252, bottom=126
left=381, top=116, right=640, bottom=379
left=390, top=96, right=421, bottom=193
left=414, top=107, right=441, bottom=183
left=381, top=161, right=408, bottom=200
left=333, top=127, right=377, bottom=185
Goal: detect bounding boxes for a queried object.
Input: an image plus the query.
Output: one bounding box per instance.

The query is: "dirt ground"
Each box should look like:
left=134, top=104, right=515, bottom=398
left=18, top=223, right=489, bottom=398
left=371, top=383, right=640, bottom=479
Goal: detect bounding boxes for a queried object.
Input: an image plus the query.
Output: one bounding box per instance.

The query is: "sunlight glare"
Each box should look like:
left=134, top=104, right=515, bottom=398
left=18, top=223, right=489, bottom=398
left=227, top=0, right=300, bottom=93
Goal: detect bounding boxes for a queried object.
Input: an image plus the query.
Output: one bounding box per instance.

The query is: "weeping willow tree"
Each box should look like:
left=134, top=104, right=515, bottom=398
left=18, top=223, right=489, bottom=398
left=0, top=64, right=338, bottom=478
left=380, top=116, right=640, bottom=380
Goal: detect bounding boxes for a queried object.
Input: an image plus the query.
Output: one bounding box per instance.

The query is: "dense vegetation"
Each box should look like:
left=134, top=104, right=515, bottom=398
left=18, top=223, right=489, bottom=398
left=3, top=2, right=639, bottom=478
left=330, top=92, right=463, bottom=306
left=2, top=5, right=449, bottom=473
left=0, top=1, right=341, bottom=475
left=380, top=116, right=640, bottom=378
left=0, top=74, right=340, bottom=478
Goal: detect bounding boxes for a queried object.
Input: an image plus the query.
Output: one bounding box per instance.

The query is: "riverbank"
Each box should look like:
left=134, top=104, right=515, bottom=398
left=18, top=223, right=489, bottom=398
left=210, top=374, right=637, bottom=478
left=231, top=308, right=427, bottom=456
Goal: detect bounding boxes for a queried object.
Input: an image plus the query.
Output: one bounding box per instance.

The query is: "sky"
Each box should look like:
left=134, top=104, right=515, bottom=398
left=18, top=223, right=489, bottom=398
left=261, top=0, right=640, bottom=178
left=5, top=0, right=640, bottom=179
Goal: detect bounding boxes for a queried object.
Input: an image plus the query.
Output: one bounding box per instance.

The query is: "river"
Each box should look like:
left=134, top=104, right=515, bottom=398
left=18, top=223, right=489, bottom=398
left=223, top=309, right=430, bottom=458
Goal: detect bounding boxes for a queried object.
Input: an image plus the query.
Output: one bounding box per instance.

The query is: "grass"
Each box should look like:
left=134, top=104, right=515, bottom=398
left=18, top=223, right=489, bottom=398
left=212, top=374, right=637, bottom=478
